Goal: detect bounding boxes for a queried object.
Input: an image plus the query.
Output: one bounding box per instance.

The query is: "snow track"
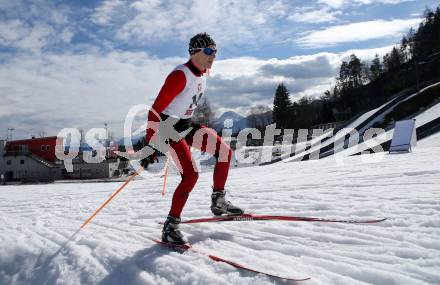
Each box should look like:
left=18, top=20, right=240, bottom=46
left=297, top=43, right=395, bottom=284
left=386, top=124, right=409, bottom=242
left=1, top=134, right=440, bottom=284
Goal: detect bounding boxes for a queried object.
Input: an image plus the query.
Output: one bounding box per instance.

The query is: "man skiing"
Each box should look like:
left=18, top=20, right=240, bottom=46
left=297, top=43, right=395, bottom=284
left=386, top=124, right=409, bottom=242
left=142, top=33, right=244, bottom=245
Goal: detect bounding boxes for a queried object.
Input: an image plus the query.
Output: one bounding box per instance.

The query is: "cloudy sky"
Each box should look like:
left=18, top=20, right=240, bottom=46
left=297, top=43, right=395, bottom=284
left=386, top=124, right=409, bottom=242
left=0, top=0, right=438, bottom=140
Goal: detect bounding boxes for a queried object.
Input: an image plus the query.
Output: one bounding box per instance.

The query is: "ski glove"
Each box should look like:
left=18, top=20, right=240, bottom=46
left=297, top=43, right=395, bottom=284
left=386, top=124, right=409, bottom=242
left=140, top=150, right=158, bottom=168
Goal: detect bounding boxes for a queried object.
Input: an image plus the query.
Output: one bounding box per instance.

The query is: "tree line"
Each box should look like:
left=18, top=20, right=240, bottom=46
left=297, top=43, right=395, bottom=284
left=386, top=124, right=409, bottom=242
left=273, top=6, right=440, bottom=131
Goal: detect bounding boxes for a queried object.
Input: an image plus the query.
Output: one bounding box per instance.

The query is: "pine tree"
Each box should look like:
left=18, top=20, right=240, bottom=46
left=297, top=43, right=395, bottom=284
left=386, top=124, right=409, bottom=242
left=272, top=83, right=292, bottom=130
left=338, top=61, right=350, bottom=91
left=348, top=54, right=363, bottom=89
left=369, top=54, right=383, bottom=81
left=383, top=47, right=404, bottom=71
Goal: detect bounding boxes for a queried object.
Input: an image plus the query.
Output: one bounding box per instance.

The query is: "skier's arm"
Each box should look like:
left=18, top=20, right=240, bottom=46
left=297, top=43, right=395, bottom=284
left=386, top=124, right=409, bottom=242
left=146, top=70, right=186, bottom=144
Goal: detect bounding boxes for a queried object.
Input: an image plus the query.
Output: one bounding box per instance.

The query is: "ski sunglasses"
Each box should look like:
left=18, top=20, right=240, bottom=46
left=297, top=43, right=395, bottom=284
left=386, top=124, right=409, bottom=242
left=196, top=47, right=217, bottom=56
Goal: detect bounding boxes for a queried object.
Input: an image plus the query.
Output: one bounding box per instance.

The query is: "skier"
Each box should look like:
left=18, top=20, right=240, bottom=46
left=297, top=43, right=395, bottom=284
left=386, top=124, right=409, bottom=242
left=142, top=33, right=244, bottom=245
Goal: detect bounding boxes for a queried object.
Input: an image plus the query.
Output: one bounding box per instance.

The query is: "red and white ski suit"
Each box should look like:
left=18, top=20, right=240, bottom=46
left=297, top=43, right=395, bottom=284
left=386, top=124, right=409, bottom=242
left=146, top=60, right=232, bottom=218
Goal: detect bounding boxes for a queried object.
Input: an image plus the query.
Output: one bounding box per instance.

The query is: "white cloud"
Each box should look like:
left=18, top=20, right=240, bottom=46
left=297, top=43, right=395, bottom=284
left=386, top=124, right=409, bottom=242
left=340, top=44, right=395, bottom=61
left=0, top=42, right=404, bottom=139
left=211, top=57, right=263, bottom=78
left=288, top=7, right=343, bottom=23
left=0, top=20, right=27, bottom=43
left=18, top=24, right=54, bottom=53
left=208, top=46, right=400, bottom=112
left=1, top=0, right=423, bottom=56
left=354, top=0, right=415, bottom=5
left=258, top=53, right=341, bottom=78
left=91, top=0, right=281, bottom=48
left=318, top=0, right=415, bottom=9
left=0, top=51, right=182, bottom=139
left=0, top=1, right=75, bottom=54
left=0, top=20, right=56, bottom=53
left=318, top=0, right=346, bottom=9
left=207, top=53, right=343, bottom=111
left=266, top=0, right=288, bottom=17
left=91, top=0, right=124, bottom=25
left=60, top=28, right=74, bottom=43
left=0, top=51, right=341, bottom=138
left=297, top=18, right=420, bottom=48
left=86, top=0, right=422, bottom=52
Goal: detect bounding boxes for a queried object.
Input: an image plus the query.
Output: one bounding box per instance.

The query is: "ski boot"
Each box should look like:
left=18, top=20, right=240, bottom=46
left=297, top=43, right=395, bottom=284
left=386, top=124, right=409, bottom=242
left=210, top=189, right=244, bottom=216
left=162, top=215, right=187, bottom=245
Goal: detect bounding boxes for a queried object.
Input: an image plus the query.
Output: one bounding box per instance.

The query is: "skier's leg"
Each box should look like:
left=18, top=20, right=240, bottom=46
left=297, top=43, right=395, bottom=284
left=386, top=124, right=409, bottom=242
left=186, top=125, right=243, bottom=216
left=168, top=139, right=199, bottom=218
left=161, top=139, right=199, bottom=244
left=186, top=125, right=232, bottom=190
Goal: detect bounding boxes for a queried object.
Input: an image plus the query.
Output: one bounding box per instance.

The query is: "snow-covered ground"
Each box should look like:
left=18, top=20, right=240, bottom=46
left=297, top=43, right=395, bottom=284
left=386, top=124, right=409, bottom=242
left=283, top=82, right=440, bottom=163
left=1, top=130, right=440, bottom=285
left=328, top=100, right=440, bottom=159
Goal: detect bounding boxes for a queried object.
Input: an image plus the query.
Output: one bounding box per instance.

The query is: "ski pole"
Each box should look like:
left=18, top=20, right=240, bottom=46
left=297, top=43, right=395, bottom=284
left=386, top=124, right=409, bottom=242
left=162, top=157, right=169, bottom=196
left=80, top=167, right=143, bottom=229
left=42, top=167, right=143, bottom=263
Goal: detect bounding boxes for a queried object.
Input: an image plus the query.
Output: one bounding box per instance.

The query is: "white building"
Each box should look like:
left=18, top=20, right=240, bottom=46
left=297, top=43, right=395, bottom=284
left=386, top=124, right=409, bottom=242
left=0, top=140, right=6, bottom=184
left=2, top=154, right=63, bottom=182
left=2, top=136, right=125, bottom=183
left=64, top=158, right=121, bottom=180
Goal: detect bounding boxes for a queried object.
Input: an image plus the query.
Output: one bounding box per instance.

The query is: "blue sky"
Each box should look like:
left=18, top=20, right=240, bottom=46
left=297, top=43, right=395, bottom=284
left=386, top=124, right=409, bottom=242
left=0, top=0, right=438, bottom=140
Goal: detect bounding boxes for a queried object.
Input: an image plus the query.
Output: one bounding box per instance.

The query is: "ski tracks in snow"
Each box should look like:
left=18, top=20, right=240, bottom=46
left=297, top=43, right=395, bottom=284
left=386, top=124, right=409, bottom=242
left=1, top=134, right=440, bottom=284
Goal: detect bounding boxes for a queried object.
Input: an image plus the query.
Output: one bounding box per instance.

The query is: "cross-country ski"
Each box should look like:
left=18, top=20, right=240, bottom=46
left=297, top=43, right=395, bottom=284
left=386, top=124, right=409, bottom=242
left=149, top=238, right=311, bottom=282
left=176, top=214, right=387, bottom=224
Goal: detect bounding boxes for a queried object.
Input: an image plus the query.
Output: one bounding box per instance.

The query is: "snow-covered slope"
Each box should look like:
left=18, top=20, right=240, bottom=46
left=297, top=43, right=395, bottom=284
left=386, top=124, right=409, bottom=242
left=1, top=131, right=440, bottom=284
left=327, top=100, right=440, bottom=158
left=356, top=82, right=440, bottom=134
left=282, top=82, right=440, bottom=163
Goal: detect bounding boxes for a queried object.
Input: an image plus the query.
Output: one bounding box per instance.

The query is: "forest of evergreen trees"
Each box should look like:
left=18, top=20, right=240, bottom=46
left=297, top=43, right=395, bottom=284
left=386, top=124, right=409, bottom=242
left=273, top=6, right=440, bottom=131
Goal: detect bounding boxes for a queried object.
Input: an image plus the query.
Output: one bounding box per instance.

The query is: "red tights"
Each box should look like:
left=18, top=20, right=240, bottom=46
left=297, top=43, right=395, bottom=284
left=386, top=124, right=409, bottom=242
left=167, top=126, right=232, bottom=218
